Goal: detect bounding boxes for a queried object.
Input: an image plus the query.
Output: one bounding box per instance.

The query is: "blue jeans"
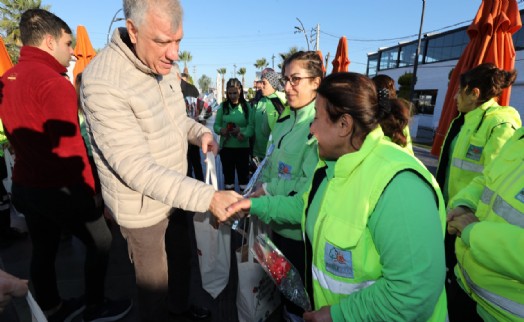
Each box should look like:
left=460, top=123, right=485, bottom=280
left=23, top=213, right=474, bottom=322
left=11, top=183, right=112, bottom=310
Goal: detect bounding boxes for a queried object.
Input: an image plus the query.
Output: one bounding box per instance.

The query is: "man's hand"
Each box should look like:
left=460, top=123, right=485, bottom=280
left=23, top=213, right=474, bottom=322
left=303, top=306, right=332, bottom=322
left=209, top=190, right=243, bottom=222
left=200, top=132, right=218, bottom=155
left=447, top=206, right=478, bottom=236
left=0, top=270, right=28, bottom=314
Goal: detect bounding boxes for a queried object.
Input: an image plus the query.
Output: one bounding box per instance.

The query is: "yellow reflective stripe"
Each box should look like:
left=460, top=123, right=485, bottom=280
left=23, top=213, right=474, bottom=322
left=312, top=265, right=375, bottom=295
left=481, top=187, right=524, bottom=228
left=462, top=266, right=524, bottom=318
left=452, top=158, right=484, bottom=173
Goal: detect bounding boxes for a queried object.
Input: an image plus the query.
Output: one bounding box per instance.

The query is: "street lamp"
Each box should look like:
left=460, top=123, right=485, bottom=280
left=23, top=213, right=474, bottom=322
left=107, top=8, right=125, bottom=44
left=409, top=0, right=426, bottom=103
left=294, top=18, right=310, bottom=51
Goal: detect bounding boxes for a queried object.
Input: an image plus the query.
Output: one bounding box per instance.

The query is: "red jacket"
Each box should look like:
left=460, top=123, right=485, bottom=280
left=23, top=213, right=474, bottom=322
left=0, top=46, right=95, bottom=193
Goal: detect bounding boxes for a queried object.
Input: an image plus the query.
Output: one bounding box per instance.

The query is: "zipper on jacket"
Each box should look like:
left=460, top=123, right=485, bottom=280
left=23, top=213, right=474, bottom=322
left=277, top=109, right=297, bottom=149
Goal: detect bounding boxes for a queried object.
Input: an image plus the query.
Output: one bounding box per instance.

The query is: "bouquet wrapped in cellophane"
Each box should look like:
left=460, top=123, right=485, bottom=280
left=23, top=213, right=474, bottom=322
left=251, top=233, right=312, bottom=311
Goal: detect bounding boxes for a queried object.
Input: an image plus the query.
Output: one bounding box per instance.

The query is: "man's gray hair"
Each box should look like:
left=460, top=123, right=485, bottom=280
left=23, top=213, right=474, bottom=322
left=123, top=0, right=183, bottom=30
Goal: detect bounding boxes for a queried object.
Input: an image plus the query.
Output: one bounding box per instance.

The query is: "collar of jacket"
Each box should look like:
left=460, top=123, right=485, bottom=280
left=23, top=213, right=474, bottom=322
left=332, top=127, right=385, bottom=179
left=465, top=98, right=498, bottom=121
left=18, top=46, right=67, bottom=75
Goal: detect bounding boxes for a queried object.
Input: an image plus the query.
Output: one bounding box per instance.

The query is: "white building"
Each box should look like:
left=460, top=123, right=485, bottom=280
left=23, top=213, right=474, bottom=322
left=366, top=9, right=524, bottom=135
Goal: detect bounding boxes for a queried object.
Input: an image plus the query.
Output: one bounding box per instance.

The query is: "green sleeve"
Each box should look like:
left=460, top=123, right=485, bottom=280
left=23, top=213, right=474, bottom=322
left=213, top=106, right=224, bottom=135
left=462, top=221, right=524, bottom=282
left=337, top=171, right=446, bottom=321
left=249, top=189, right=304, bottom=225
left=449, top=172, right=485, bottom=211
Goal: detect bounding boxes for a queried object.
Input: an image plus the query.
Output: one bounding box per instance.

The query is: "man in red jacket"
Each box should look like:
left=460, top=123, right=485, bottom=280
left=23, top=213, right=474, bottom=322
left=0, top=9, right=131, bottom=322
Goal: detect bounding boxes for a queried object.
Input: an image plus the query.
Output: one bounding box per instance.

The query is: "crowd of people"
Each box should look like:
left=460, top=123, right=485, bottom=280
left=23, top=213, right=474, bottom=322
left=0, top=0, right=523, bottom=322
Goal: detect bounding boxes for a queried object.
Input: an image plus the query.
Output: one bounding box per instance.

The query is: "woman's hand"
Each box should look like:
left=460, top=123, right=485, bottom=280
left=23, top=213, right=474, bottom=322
left=447, top=206, right=478, bottom=236
left=303, top=306, right=333, bottom=322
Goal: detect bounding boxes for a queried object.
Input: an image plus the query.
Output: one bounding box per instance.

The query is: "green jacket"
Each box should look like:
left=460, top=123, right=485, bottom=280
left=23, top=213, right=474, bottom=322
left=213, top=101, right=254, bottom=149
left=437, top=98, right=520, bottom=202
left=251, top=100, right=318, bottom=240
left=449, top=127, right=524, bottom=322
left=252, top=91, right=287, bottom=159
left=304, top=127, right=448, bottom=321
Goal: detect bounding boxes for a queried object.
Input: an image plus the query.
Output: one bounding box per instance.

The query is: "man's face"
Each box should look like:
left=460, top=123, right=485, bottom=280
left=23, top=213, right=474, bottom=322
left=51, top=30, right=73, bottom=67
left=127, top=9, right=183, bottom=75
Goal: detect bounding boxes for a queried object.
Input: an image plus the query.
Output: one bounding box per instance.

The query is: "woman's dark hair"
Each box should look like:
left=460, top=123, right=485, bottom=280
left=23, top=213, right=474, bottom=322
left=224, top=78, right=249, bottom=119
left=282, top=51, right=324, bottom=79
left=460, top=63, right=517, bottom=104
left=317, top=72, right=408, bottom=149
left=372, top=74, right=397, bottom=98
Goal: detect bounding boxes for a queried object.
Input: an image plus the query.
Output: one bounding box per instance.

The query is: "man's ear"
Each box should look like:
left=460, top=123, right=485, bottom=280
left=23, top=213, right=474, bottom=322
left=126, top=19, right=138, bottom=44
left=44, top=34, right=55, bottom=51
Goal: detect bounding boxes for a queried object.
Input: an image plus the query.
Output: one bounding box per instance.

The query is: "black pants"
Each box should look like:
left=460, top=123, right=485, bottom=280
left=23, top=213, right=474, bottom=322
left=0, top=156, right=10, bottom=233
left=166, top=209, right=210, bottom=314
left=11, top=183, right=111, bottom=310
left=220, top=147, right=250, bottom=188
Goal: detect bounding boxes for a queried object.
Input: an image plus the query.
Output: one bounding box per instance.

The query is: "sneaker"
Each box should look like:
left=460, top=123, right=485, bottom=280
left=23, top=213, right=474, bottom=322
left=47, top=297, right=86, bottom=322
left=82, top=298, right=133, bottom=322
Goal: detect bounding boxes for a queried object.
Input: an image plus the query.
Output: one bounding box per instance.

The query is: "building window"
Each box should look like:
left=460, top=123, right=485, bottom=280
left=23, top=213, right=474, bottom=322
left=426, top=27, right=468, bottom=63
left=367, top=53, right=379, bottom=76
left=399, top=40, right=426, bottom=67
left=413, top=90, right=438, bottom=115
left=379, top=47, right=399, bottom=70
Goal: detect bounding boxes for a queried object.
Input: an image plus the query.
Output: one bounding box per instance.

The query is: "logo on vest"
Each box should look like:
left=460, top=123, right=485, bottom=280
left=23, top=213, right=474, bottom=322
left=278, top=161, right=292, bottom=180
left=324, top=243, right=353, bottom=279
left=515, top=188, right=524, bottom=203
left=466, top=144, right=483, bottom=161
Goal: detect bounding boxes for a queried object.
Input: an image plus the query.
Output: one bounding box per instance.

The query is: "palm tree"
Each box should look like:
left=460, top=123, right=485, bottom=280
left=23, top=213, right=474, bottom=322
left=0, top=0, right=51, bottom=63
left=198, top=74, right=211, bottom=93
left=254, top=58, right=268, bottom=71
left=237, top=67, right=246, bottom=87
left=217, top=68, right=227, bottom=99
left=278, top=46, right=299, bottom=70
left=179, top=50, right=192, bottom=75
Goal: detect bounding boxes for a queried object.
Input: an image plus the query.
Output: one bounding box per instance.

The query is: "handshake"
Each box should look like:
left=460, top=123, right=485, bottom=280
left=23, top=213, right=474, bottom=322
left=208, top=183, right=265, bottom=225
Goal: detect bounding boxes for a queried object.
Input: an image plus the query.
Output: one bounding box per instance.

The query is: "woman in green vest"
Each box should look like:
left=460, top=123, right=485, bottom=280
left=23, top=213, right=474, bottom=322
left=303, top=72, right=448, bottom=321
left=435, top=63, right=521, bottom=320
left=447, top=127, right=524, bottom=322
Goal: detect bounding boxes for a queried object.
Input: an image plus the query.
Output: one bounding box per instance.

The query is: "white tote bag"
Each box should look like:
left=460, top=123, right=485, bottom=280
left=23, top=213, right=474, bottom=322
left=194, top=152, right=231, bottom=298
left=236, top=217, right=281, bottom=322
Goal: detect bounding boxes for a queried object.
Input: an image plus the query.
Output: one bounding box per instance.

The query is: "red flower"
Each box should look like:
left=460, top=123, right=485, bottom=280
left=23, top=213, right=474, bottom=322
left=266, top=251, right=292, bottom=285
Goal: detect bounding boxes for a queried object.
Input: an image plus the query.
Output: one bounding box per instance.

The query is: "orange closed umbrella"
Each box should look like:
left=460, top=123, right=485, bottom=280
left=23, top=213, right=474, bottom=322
left=73, top=25, right=97, bottom=85
left=0, top=36, right=13, bottom=76
left=431, top=0, right=521, bottom=156
left=331, top=36, right=350, bottom=73
left=316, top=50, right=326, bottom=77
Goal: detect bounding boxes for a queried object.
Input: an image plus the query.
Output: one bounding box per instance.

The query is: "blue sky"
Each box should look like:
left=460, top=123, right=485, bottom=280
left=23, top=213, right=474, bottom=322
left=47, top=0, right=516, bottom=89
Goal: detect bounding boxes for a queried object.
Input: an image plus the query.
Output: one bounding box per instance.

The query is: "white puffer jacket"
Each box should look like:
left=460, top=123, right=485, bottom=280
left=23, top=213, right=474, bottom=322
left=80, top=28, right=215, bottom=228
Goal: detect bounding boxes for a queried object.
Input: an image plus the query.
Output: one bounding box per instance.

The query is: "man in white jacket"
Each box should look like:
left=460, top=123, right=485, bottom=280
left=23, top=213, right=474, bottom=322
left=80, top=0, right=242, bottom=320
